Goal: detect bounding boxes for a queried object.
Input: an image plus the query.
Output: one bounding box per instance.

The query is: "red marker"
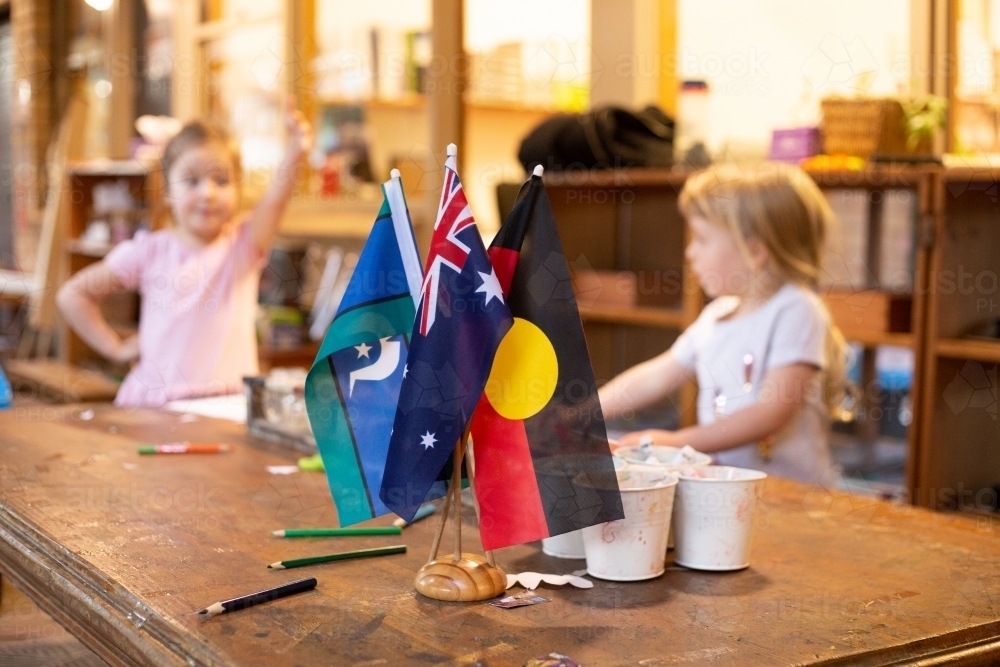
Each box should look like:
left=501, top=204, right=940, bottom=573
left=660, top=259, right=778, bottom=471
left=138, top=442, right=232, bottom=455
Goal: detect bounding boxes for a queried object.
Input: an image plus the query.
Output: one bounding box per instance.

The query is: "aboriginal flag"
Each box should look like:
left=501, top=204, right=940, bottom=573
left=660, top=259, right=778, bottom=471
left=470, top=172, right=623, bottom=551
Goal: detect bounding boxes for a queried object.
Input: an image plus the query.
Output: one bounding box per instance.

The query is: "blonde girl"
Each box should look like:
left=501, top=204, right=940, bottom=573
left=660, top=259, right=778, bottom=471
left=598, top=163, right=847, bottom=484
left=58, top=104, right=312, bottom=407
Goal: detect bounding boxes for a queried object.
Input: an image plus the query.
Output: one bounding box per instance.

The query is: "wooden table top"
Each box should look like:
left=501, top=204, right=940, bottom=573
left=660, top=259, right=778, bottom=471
left=2, top=405, right=1000, bottom=667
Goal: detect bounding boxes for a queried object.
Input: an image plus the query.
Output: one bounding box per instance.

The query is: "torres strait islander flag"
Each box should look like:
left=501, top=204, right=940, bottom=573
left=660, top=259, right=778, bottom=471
left=470, top=169, right=624, bottom=551
left=379, top=147, right=514, bottom=522
left=304, top=172, right=424, bottom=526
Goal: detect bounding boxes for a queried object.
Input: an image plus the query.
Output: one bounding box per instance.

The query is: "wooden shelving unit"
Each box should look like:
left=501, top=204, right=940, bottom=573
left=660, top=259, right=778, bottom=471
left=60, top=160, right=163, bottom=369
left=914, top=167, right=1000, bottom=508
left=545, top=172, right=692, bottom=427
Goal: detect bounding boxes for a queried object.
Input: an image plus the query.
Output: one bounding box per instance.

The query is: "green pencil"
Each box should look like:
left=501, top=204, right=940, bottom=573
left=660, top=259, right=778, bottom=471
left=268, top=545, right=406, bottom=570
left=271, top=527, right=402, bottom=537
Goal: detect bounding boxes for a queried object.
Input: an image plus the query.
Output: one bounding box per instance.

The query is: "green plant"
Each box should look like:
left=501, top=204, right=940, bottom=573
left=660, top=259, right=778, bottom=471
left=901, top=95, right=947, bottom=151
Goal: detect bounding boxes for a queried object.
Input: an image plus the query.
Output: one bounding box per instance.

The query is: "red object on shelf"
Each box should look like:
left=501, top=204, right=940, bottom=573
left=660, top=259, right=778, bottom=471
left=320, top=155, right=340, bottom=197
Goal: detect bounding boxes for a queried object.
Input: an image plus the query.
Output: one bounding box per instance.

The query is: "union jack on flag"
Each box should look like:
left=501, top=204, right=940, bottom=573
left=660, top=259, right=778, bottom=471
left=416, top=155, right=477, bottom=336
left=379, top=146, right=514, bottom=523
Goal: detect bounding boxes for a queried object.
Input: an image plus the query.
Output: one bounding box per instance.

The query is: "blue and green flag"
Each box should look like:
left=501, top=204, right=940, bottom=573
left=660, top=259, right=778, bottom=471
left=305, top=173, right=423, bottom=526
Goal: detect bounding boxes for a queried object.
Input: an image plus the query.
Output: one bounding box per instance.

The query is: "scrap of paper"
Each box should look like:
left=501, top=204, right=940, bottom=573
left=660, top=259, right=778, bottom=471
left=505, top=572, right=593, bottom=590
left=524, top=653, right=579, bottom=667
left=489, top=592, right=549, bottom=609
left=266, top=465, right=299, bottom=475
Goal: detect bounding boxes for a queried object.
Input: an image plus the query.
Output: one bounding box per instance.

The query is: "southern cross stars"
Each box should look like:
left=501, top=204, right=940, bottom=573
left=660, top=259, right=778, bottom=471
left=354, top=342, right=372, bottom=358
left=476, top=268, right=504, bottom=306
left=420, top=431, right=437, bottom=450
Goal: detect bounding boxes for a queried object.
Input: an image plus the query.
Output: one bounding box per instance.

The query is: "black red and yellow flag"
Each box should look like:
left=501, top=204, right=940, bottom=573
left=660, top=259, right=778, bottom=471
left=470, top=172, right=623, bottom=551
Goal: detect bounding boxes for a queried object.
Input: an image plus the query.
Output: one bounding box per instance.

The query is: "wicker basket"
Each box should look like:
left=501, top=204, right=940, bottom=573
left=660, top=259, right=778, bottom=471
left=820, top=98, right=908, bottom=158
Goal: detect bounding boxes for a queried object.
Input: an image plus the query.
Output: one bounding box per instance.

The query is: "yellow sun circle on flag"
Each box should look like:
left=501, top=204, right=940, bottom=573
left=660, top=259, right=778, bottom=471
left=484, top=318, right=559, bottom=420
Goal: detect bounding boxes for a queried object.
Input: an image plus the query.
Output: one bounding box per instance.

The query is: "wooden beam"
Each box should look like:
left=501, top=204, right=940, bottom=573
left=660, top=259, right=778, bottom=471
left=285, top=0, right=316, bottom=190
left=106, top=0, right=135, bottom=159
left=658, top=0, right=677, bottom=116
left=591, top=0, right=661, bottom=108
left=171, top=0, right=201, bottom=120
left=430, top=0, right=465, bottom=172
left=932, top=0, right=954, bottom=153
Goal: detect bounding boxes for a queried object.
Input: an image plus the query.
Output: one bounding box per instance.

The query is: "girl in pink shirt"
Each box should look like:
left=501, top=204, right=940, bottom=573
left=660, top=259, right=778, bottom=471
left=58, top=104, right=312, bottom=407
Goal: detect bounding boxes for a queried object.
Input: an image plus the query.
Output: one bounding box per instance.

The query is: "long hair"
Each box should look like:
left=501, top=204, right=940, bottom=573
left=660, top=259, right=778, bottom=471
left=678, top=162, right=849, bottom=416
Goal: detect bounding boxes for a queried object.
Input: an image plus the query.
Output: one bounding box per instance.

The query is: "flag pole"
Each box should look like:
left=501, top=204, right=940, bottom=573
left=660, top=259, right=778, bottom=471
left=451, top=426, right=469, bottom=561
left=426, top=476, right=452, bottom=563
left=463, top=438, right=496, bottom=567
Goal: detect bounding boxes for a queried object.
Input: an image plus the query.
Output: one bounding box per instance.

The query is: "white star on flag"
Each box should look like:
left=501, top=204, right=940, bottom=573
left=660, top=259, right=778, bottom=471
left=420, top=431, right=437, bottom=450
left=402, top=364, right=408, bottom=378
left=476, top=268, right=504, bottom=306
left=354, top=342, right=372, bottom=358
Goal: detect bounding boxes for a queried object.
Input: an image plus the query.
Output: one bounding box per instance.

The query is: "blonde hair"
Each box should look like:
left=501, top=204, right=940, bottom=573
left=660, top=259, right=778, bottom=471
left=678, top=162, right=849, bottom=416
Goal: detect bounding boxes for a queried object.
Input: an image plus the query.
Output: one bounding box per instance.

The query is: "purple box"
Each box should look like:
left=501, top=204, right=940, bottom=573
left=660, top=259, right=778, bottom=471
left=768, top=127, right=821, bottom=163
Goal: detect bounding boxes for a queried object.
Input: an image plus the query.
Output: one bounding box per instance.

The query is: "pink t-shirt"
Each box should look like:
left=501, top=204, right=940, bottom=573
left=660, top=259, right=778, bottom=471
left=104, top=218, right=266, bottom=407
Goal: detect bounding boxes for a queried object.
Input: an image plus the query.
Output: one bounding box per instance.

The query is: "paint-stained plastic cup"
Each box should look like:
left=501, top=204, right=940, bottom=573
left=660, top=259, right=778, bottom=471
left=542, top=529, right=585, bottom=559
left=672, top=466, right=766, bottom=571
left=581, top=469, right=678, bottom=581
left=614, top=444, right=711, bottom=549
left=541, top=457, right=627, bottom=559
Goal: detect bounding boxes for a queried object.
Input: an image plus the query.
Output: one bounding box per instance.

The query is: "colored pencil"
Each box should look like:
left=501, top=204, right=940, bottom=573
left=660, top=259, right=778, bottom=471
left=198, top=577, right=316, bottom=616
left=138, top=442, right=232, bottom=455
left=271, top=527, right=402, bottom=537
left=393, top=502, right=437, bottom=528
left=267, top=545, right=406, bottom=570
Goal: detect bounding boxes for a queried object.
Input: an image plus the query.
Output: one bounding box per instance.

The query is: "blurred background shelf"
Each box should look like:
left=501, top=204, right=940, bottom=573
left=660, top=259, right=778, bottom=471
left=935, top=338, right=1000, bottom=363
left=65, top=239, right=113, bottom=258
left=59, top=160, right=162, bottom=370
left=578, top=304, right=687, bottom=329
left=914, top=166, right=1000, bottom=510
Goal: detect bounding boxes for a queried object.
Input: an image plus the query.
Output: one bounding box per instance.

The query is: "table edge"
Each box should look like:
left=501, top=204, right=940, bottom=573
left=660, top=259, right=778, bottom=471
left=0, top=503, right=226, bottom=667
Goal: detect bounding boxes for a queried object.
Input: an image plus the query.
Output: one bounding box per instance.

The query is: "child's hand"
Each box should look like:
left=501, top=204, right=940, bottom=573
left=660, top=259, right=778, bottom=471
left=619, top=429, right=685, bottom=449
left=284, top=99, right=312, bottom=163
left=113, top=335, right=140, bottom=364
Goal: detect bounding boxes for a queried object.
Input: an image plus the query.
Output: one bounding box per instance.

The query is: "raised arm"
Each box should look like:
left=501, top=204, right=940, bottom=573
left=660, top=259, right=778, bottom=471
left=598, top=349, right=694, bottom=421
left=56, top=262, right=138, bottom=363
left=619, top=362, right=819, bottom=452
left=249, top=100, right=313, bottom=256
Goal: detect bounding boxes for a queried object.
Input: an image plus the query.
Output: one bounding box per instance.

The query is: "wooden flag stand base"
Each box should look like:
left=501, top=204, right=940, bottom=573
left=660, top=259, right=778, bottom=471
left=414, top=431, right=506, bottom=602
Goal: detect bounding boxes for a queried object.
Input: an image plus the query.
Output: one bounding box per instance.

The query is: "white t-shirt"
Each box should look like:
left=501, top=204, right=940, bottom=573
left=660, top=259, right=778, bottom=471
left=670, top=283, right=839, bottom=485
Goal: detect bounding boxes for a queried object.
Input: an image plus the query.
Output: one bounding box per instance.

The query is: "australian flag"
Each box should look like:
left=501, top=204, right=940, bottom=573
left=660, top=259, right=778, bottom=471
left=379, top=148, right=514, bottom=521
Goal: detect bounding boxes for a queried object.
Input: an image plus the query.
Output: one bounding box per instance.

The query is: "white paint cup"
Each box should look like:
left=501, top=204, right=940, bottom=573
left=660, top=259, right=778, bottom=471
left=541, top=530, right=586, bottom=559
left=613, top=444, right=711, bottom=549
left=672, top=466, right=766, bottom=571
left=541, top=457, right=627, bottom=559
left=581, top=469, right=678, bottom=581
